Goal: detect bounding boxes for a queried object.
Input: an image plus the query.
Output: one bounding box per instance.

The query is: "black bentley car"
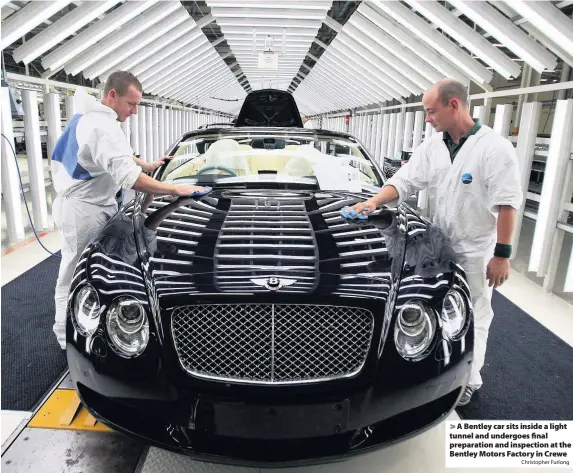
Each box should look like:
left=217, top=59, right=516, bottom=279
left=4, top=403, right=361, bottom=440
left=66, top=91, right=474, bottom=467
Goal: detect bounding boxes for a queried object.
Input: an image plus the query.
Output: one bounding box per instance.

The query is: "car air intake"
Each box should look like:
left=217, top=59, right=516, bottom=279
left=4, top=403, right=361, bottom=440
left=171, top=304, right=374, bottom=384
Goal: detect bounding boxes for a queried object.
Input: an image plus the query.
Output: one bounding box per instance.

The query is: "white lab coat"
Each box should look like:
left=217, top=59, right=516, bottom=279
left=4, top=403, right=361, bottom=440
left=51, top=93, right=142, bottom=348
left=386, top=125, right=522, bottom=388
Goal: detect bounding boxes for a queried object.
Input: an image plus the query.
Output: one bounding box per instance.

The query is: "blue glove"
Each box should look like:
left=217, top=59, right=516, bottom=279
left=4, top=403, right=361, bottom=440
left=340, top=206, right=369, bottom=220
left=189, top=186, right=212, bottom=197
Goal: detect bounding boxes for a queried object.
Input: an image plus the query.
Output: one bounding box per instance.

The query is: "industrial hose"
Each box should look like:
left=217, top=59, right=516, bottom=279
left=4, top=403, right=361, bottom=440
left=1, top=133, right=61, bottom=258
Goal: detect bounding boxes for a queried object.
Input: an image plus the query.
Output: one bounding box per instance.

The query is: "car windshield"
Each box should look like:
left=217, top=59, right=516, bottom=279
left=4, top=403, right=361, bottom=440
left=158, top=131, right=383, bottom=192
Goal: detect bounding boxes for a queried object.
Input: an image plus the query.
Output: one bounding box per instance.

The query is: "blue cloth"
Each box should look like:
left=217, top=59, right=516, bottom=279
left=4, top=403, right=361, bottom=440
left=51, top=114, right=92, bottom=181
left=190, top=186, right=212, bottom=197
left=340, top=206, right=369, bottom=220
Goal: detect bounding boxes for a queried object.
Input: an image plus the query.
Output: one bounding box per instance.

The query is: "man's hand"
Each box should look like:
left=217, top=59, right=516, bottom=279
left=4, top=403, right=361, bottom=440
left=146, top=157, right=166, bottom=172
left=171, top=184, right=208, bottom=197
left=486, top=256, right=510, bottom=288
left=348, top=199, right=377, bottom=216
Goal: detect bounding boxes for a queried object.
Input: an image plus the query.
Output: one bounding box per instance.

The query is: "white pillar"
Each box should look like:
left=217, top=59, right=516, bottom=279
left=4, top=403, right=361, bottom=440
left=146, top=106, right=154, bottom=162
left=22, top=89, right=49, bottom=230
left=472, top=105, right=487, bottom=124
left=44, top=92, right=62, bottom=164
left=493, top=104, right=513, bottom=138
left=412, top=111, right=425, bottom=149
left=164, top=107, right=171, bottom=151
left=138, top=105, right=147, bottom=160
left=394, top=111, right=405, bottom=158
left=65, top=95, right=77, bottom=122
left=380, top=114, right=390, bottom=161
left=529, top=99, right=573, bottom=276
left=1, top=87, right=26, bottom=243
left=387, top=113, right=397, bottom=159
left=374, top=113, right=383, bottom=162
left=512, top=102, right=542, bottom=256
left=403, top=111, right=415, bottom=152
left=158, top=105, right=165, bottom=155
left=425, top=122, right=434, bottom=140
left=170, top=109, right=176, bottom=143
left=152, top=105, right=160, bottom=158
left=131, top=111, right=139, bottom=155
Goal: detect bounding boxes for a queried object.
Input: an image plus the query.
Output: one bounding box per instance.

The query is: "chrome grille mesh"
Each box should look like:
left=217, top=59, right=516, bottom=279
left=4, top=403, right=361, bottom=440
left=171, top=304, right=374, bottom=384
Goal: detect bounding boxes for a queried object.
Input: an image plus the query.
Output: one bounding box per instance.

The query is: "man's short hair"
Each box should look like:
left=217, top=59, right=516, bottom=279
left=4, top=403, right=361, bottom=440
left=437, top=80, right=468, bottom=107
left=103, top=71, right=142, bottom=96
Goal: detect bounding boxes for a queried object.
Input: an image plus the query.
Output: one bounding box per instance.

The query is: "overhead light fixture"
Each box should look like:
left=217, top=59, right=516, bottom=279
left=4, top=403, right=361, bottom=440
left=405, top=0, right=521, bottom=79
left=0, top=0, right=72, bottom=51
left=64, top=2, right=179, bottom=76
left=505, top=0, right=573, bottom=58
left=83, top=10, right=189, bottom=80
left=370, top=0, right=493, bottom=85
left=41, top=0, right=158, bottom=71
left=357, top=4, right=469, bottom=85
left=448, top=0, right=558, bottom=73
left=12, top=0, right=120, bottom=65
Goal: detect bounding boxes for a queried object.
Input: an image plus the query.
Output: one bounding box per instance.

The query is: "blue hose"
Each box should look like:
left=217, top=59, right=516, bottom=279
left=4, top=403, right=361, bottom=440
left=1, top=133, right=61, bottom=258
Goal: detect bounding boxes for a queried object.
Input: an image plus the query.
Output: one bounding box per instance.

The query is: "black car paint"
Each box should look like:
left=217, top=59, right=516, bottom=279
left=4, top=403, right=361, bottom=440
left=66, top=127, right=474, bottom=467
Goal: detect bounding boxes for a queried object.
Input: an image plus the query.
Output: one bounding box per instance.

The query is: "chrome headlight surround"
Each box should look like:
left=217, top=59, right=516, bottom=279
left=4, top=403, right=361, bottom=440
left=441, top=288, right=468, bottom=341
left=106, top=297, right=149, bottom=358
left=72, top=284, right=101, bottom=337
left=394, top=301, right=437, bottom=361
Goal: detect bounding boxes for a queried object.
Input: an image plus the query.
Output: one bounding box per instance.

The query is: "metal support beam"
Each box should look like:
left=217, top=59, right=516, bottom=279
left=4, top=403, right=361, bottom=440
left=1, top=87, right=26, bottom=243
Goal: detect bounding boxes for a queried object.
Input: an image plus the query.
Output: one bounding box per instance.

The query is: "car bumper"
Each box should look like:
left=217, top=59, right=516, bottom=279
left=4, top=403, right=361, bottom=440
left=68, top=345, right=470, bottom=468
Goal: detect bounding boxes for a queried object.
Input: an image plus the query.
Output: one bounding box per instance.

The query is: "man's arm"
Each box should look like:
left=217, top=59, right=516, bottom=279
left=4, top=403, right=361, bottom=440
left=496, top=205, right=517, bottom=244
left=133, top=156, right=165, bottom=172
left=486, top=205, right=517, bottom=289
left=131, top=171, right=204, bottom=197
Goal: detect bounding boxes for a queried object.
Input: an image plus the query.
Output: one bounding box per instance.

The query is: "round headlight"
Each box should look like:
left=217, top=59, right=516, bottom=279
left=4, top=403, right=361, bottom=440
left=394, top=302, right=436, bottom=361
left=106, top=297, right=149, bottom=357
left=441, top=289, right=467, bottom=340
left=72, top=284, right=101, bottom=337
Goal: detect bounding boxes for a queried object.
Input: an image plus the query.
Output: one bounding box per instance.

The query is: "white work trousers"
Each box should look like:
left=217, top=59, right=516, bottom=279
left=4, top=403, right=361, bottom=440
left=53, top=193, right=116, bottom=331
left=465, top=266, right=495, bottom=389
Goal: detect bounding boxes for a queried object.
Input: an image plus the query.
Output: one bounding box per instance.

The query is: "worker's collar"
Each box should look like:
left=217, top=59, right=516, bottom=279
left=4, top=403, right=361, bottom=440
left=443, top=119, right=481, bottom=145
left=95, top=101, right=119, bottom=120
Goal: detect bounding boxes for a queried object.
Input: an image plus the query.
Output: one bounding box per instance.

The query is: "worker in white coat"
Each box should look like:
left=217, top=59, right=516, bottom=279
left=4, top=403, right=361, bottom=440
left=347, top=79, right=522, bottom=406
left=51, top=71, right=206, bottom=349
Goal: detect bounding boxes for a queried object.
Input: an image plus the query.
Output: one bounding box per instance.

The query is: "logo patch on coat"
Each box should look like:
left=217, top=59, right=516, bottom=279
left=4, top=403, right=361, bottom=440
left=461, top=173, right=473, bottom=184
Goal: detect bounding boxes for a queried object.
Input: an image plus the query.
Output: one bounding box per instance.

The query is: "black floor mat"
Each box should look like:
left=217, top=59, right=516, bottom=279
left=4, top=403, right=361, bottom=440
left=457, top=291, right=573, bottom=420
left=1, top=254, right=67, bottom=411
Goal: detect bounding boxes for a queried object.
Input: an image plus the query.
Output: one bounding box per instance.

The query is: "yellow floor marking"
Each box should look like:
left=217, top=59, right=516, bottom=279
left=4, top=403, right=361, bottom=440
left=28, top=389, right=112, bottom=432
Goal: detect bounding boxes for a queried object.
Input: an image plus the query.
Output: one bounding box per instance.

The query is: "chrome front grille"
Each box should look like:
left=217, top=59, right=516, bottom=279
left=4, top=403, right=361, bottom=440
left=171, top=304, right=374, bottom=384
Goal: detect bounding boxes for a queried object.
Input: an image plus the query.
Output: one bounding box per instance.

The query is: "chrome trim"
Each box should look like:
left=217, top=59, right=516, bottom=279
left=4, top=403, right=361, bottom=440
left=171, top=303, right=374, bottom=385
left=217, top=254, right=315, bottom=261
left=219, top=235, right=313, bottom=240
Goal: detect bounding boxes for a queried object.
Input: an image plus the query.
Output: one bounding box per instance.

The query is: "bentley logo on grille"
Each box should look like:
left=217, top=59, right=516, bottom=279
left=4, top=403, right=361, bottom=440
left=250, top=277, right=296, bottom=291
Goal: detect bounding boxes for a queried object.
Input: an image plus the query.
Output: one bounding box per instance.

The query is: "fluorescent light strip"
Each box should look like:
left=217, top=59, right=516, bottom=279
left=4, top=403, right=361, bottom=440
left=12, top=0, right=120, bottom=65
left=84, top=9, right=190, bottom=80
left=405, top=0, right=521, bottom=79
left=64, top=2, right=180, bottom=76
left=505, top=0, right=573, bottom=58
left=448, top=0, right=557, bottom=73
left=358, top=3, right=469, bottom=85
left=371, top=0, right=492, bottom=85
left=1, top=0, right=72, bottom=51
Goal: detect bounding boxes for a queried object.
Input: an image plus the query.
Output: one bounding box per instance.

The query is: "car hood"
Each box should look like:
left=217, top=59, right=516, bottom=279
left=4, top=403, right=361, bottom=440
left=133, top=189, right=406, bottom=305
